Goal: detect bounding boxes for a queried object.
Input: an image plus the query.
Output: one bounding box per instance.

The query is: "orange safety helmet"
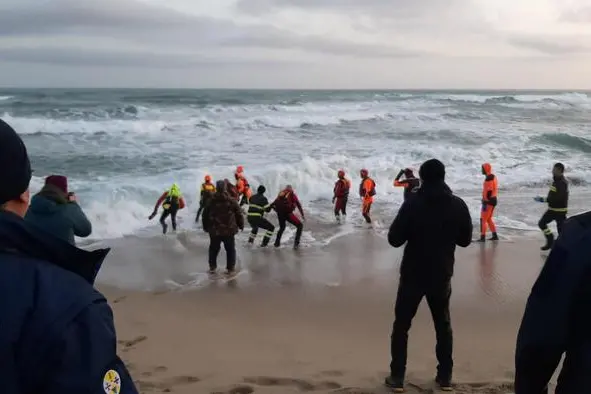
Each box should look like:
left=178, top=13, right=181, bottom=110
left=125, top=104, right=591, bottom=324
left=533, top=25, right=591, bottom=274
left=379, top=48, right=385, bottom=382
left=338, top=170, right=345, bottom=178
left=204, top=174, right=212, bottom=182
left=360, top=168, right=369, bottom=177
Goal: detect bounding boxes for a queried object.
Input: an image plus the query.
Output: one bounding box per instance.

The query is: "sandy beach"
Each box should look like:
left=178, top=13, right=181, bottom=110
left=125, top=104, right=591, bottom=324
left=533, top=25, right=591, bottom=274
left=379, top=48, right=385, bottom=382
left=96, top=231, right=555, bottom=393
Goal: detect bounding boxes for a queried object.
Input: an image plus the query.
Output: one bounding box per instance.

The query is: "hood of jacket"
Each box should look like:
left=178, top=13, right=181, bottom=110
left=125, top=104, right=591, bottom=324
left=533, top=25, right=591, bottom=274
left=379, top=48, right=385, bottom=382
left=482, top=162, right=492, bottom=176
left=28, top=184, right=68, bottom=215
left=417, top=180, right=453, bottom=201
left=0, top=210, right=108, bottom=284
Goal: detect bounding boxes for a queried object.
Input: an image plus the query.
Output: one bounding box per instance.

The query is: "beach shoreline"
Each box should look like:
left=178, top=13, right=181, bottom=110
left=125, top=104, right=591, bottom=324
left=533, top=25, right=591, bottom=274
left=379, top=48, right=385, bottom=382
left=99, top=233, right=552, bottom=393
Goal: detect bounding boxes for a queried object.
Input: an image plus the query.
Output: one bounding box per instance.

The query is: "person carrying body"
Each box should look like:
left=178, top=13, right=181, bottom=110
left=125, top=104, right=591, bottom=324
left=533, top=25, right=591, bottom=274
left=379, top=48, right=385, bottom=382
left=202, top=180, right=244, bottom=275
left=479, top=162, right=499, bottom=242
left=247, top=185, right=275, bottom=247
left=332, top=170, right=351, bottom=223
left=534, top=162, right=569, bottom=251
left=271, top=185, right=305, bottom=249
left=149, top=183, right=186, bottom=234
left=393, top=168, right=420, bottom=202
left=235, top=166, right=252, bottom=206
left=195, top=175, right=216, bottom=223
left=359, top=168, right=376, bottom=224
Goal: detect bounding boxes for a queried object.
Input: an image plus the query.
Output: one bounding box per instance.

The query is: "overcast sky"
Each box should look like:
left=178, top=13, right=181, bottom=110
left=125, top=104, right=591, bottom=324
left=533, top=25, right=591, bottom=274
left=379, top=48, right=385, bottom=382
left=0, top=0, right=590, bottom=89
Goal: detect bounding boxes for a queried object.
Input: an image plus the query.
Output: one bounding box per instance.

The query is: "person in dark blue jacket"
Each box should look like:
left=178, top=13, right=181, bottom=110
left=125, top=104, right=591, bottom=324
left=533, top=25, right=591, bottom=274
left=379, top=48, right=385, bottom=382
left=0, top=118, right=138, bottom=394
left=25, top=174, right=92, bottom=245
left=515, top=210, right=591, bottom=394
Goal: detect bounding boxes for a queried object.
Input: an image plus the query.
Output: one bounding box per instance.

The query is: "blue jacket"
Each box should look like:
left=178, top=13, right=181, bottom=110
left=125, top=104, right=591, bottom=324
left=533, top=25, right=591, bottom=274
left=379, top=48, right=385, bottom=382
left=25, top=185, right=92, bottom=245
left=515, top=211, right=591, bottom=394
left=0, top=210, right=138, bottom=394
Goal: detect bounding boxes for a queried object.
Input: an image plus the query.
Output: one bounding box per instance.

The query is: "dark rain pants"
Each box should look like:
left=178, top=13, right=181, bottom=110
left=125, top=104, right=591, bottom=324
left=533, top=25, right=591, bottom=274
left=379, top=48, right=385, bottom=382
left=390, top=278, right=453, bottom=381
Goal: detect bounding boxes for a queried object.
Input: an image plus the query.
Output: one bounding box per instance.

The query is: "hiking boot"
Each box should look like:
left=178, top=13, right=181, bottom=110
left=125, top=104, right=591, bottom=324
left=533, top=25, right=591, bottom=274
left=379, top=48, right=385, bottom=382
left=384, top=376, right=404, bottom=393
left=477, top=235, right=485, bottom=242
left=490, top=232, right=499, bottom=241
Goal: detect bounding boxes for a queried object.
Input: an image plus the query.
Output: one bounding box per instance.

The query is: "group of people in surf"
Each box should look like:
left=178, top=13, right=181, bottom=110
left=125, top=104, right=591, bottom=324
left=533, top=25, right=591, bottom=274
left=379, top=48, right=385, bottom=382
left=149, top=161, right=569, bottom=274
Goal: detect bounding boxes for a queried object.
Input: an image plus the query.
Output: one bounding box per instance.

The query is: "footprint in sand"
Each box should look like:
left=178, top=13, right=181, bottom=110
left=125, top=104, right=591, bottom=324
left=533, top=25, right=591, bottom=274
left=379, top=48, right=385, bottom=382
left=136, top=375, right=201, bottom=392
left=318, top=370, right=345, bottom=378
left=212, top=386, right=255, bottom=394
left=119, top=335, right=148, bottom=352
left=243, top=376, right=342, bottom=391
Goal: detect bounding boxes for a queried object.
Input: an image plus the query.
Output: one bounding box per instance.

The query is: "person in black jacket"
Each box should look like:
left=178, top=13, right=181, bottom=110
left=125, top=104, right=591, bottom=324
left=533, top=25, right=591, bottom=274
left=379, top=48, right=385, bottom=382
left=384, top=159, right=473, bottom=393
left=393, top=168, right=420, bottom=202
left=247, top=185, right=275, bottom=247
left=515, top=211, right=591, bottom=394
left=534, top=162, right=569, bottom=251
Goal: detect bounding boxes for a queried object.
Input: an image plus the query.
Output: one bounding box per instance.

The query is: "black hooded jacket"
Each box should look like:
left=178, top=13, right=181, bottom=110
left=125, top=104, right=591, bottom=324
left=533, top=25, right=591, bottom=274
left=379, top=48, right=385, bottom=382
left=388, top=181, right=473, bottom=282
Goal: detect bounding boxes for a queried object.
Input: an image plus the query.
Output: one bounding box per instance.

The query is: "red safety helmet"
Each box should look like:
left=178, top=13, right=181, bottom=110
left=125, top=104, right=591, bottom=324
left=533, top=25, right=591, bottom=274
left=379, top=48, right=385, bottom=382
left=204, top=174, right=212, bottom=182
left=338, top=170, right=345, bottom=178
left=236, top=165, right=244, bottom=173
left=360, top=168, right=369, bottom=177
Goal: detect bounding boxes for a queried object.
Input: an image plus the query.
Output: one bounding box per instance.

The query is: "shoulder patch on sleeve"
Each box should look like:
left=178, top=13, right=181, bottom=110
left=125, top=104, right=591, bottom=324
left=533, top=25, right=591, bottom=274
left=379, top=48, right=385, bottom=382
left=103, top=369, right=121, bottom=394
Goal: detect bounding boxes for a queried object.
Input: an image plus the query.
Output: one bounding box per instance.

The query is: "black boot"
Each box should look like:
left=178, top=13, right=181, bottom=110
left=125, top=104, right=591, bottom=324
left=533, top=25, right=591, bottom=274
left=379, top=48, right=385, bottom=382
left=490, top=232, right=499, bottom=241
left=261, top=236, right=270, bottom=247
left=541, top=234, right=554, bottom=251
left=477, top=235, right=485, bottom=242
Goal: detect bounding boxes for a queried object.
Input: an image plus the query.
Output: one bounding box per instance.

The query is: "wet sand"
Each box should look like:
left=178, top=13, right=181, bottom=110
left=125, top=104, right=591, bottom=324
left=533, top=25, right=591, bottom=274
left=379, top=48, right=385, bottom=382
left=98, top=232, right=554, bottom=393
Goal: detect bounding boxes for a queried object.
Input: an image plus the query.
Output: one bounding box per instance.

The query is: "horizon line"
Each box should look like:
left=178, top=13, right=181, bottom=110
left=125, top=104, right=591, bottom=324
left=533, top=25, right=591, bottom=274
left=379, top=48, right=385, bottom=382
left=0, top=87, right=590, bottom=92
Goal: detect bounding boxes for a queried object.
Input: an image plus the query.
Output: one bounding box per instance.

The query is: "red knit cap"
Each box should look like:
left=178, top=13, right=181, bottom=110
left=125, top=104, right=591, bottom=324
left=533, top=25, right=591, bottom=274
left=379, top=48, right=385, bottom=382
left=45, top=175, right=68, bottom=194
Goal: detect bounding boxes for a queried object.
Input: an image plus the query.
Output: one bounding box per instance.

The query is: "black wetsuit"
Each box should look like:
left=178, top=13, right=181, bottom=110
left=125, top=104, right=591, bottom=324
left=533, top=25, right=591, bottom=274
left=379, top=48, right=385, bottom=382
left=159, top=196, right=179, bottom=234
left=247, top=193, right=275, bottom=247
left=195, top=182, right=215, bottom=223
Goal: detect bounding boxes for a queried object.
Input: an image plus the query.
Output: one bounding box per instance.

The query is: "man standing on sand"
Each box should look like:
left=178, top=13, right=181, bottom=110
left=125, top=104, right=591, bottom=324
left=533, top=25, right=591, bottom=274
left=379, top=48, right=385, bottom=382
left=202, top=180, right=244, bottom=275
left=515, top=211, right=591, bottom=393
left=385, top=159, right=473, bottom=392
left=0, top=119, right=138, bottom=393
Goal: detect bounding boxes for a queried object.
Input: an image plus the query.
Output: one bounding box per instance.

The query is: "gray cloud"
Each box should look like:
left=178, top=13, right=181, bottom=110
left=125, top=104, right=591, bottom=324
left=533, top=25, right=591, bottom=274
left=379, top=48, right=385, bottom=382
left=507, top=35, right=590, bottom=55
left=0, top=46, right=310, bottom=68
left=0, top=0, right=425, bottom=62
left=236, top=0, right=456, bottom=20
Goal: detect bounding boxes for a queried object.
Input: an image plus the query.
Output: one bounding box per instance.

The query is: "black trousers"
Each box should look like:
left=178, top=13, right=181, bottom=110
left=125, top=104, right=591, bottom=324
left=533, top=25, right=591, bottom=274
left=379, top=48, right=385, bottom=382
left=195, top=202, right=205, bottom=223
left=538, top=210, right=567, bottom=237
left=159, top=206, right=178, bottom=234
left=275, top=213, right=303, bottom=247
left=208, top=235, right=236, bottom=271
left=248, top=216, right=275, bottom=246
left=390, top=278, right=453, bottom=380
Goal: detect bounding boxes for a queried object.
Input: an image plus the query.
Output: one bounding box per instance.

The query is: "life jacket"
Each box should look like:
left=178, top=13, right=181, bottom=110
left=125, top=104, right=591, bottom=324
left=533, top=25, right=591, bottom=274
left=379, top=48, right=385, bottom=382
left=334, top=178, right=351, bottom=198
left=202, top=182, right=215, bottom=193
left=163, top=184, right=182, bottom=210
left=275, top=190, right=296, bottom=213
left=360, top=178, right=376, bottom=198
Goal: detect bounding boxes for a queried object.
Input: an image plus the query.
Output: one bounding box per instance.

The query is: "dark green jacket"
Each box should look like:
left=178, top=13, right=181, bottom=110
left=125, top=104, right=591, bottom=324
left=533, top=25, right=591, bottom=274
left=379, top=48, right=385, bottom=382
left=25, top=185, right=92, bottom=245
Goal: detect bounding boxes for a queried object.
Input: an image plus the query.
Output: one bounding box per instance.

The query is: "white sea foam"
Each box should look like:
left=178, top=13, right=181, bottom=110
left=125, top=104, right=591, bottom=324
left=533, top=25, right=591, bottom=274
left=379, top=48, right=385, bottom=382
left=6, top=90, right=591, bottom=240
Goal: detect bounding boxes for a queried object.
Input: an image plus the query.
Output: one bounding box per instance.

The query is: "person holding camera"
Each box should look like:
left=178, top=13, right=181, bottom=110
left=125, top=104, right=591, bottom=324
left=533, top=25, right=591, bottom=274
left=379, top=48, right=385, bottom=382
left=25, top=175, right=92, bottom=245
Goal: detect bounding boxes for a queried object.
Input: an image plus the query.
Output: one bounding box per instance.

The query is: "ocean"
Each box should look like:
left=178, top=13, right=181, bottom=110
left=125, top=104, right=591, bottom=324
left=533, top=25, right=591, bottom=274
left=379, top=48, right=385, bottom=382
left=2, top=88, right=590, bottom=289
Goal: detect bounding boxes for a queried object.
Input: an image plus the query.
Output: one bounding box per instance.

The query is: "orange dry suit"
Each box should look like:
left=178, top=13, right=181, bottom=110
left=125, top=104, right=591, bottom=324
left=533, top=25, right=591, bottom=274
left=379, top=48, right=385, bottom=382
left=480, top=163, right=498, bottom=238
left=235, top=172, right=252, bottom=206
left=359, top=171, right=376, bottom=224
